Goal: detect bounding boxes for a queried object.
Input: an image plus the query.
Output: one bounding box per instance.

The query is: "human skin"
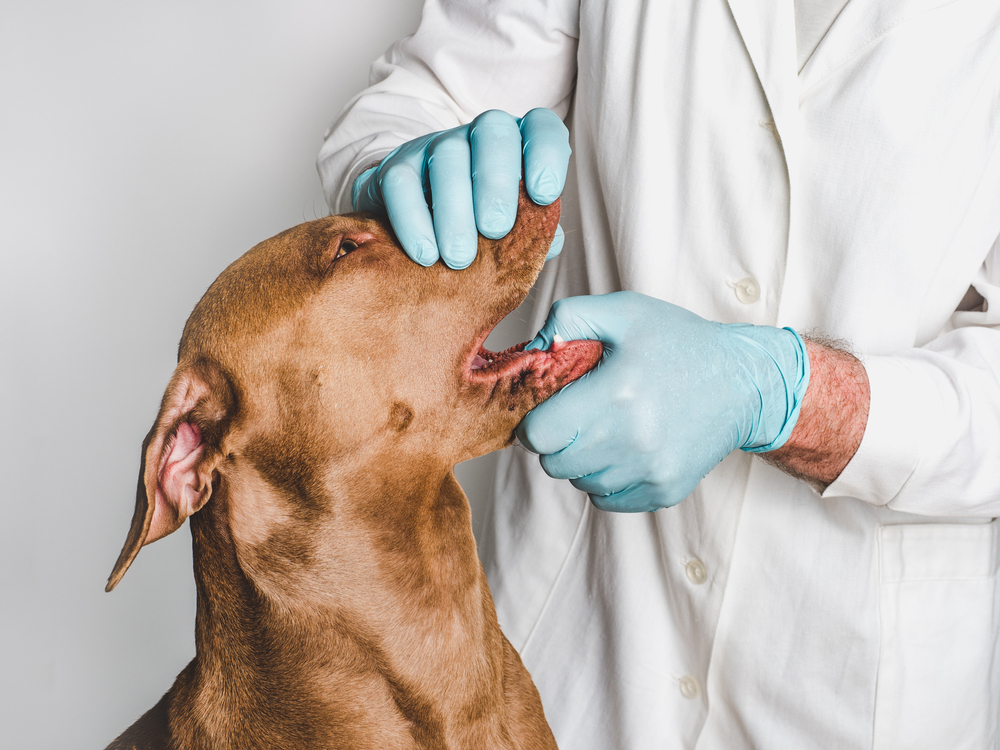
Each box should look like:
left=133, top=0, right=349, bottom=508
left=764, top=338, right=871, bottom=491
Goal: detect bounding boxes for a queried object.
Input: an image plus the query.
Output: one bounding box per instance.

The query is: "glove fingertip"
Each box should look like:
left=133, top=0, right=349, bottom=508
left=514, top=421, right=540, bottom=454
left=477, top=201, right=517, bottom=239
left=524, top=324, right=555, bottom=351
left=438, top=233, right=479, bottom=270
left=544, top=225, right=565, bottom=260
left=405, top=237, right=439, bottom=267
left=443, top=255, right=475, bottom=270
left=526, top=168, right=563, bottom=206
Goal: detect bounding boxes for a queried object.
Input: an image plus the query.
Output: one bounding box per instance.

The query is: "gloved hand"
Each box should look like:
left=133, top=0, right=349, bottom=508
left=352, top=108, right=571, bottom=269
left=516, top=292, right=810, bottom=512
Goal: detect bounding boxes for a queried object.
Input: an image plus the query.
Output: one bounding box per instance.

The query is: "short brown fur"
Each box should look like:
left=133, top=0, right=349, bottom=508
left=106, top=188, right=602, bottom=749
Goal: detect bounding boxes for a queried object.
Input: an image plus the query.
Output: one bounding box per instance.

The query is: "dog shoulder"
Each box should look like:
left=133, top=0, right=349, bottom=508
left=105, top=693, right=175, bottom=750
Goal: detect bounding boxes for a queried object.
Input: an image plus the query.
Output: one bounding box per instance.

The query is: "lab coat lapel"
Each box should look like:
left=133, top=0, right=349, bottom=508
left=798, top=0, right=961, bottom=94
left=724, top=0, right=800, bottom=175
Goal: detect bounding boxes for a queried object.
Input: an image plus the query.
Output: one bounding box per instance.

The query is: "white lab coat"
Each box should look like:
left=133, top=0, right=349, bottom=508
left=318, top=0, right=1000, bottom=747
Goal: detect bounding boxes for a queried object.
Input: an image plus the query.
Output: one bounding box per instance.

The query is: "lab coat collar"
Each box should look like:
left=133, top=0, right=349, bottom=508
left=798, top=0, right=960, bottom=95
left=720, top=0, right=954, bottom=200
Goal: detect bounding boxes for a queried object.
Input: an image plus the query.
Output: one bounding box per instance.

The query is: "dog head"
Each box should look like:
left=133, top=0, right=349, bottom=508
left=106, top=189, right=602, bottom=590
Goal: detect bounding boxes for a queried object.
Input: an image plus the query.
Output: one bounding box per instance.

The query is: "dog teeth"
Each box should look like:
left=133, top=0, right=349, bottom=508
left=552, top=334, right=565, bottom=343
left=471, top=348, right=532, bottom=373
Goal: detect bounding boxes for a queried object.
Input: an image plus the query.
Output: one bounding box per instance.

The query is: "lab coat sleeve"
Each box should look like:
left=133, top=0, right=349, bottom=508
left=316, top=0, right=581, bottom=214
left=826, top=238, right=1000, bottom=517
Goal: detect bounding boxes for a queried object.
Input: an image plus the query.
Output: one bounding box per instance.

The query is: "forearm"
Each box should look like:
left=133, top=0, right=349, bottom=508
left=764, top=338, right=870, bottom=491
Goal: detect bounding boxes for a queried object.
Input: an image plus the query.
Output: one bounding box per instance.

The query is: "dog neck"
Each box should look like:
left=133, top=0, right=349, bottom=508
left=172, top=465, right=513, bottom=747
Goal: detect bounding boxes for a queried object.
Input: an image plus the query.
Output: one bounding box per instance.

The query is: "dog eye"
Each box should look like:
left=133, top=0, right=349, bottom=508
left=334, top=239, right=359, bottom=260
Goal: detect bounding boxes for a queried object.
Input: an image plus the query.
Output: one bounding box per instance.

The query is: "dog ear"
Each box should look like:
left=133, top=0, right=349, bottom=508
left=106, top=359, right=236, bottom=592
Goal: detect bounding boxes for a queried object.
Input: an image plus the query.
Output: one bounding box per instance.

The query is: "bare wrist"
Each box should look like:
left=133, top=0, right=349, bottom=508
left=764, top=336, right=870, bottom=490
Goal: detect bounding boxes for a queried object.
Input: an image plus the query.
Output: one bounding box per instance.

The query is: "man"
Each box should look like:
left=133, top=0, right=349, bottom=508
left=318, top=1, right=1000, bottom=747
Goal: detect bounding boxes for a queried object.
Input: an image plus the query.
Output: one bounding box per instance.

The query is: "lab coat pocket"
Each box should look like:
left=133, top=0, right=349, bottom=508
left=873, top=521, right=1000, bottom=750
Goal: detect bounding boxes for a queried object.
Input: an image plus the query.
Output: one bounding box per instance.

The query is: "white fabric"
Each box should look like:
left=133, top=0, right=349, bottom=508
left=795, top=0, right=851, bottom=69
left=318, top=1, right=1000, bottom=747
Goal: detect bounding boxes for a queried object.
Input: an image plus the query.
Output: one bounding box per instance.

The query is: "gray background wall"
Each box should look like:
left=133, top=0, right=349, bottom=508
left=0, top=2, right=533, bottom=746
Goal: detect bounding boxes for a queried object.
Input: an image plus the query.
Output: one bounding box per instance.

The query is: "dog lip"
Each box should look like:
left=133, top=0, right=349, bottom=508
left=468, top=342, right=531, bottom=375
left=519, top=339, right=605, bottom=398
left=464, top=343, right=535, bottom=388
left=463, top=337, right=604, bottom=398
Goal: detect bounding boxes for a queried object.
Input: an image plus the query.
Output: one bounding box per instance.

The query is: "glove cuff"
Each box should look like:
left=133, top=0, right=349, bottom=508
left=741, top=327, right=811, bottom=454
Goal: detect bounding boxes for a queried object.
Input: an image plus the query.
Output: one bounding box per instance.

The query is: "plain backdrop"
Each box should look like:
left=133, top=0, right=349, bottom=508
left=0, top=2, right=539, bottom=746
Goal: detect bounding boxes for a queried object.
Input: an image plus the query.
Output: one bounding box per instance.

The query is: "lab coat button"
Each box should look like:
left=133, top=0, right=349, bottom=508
left=679, top=675, right=700, bottom=699
left=685, top=558, right=707, bottom=585
left=735, top=277, right=761, bottom=304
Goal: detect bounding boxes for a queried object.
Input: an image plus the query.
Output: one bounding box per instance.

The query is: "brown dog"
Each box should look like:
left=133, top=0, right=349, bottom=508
left=105, top=188, right=602, bottom=749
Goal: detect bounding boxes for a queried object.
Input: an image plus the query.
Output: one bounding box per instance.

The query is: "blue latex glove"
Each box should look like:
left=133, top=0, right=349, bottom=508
left=516, top=292, right=810, bottom=512
left=352, top=108, right=571, bottom=269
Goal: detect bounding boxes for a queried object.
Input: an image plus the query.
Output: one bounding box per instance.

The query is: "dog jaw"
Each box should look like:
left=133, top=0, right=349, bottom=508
left=109, top=186, right=602, bottom=576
